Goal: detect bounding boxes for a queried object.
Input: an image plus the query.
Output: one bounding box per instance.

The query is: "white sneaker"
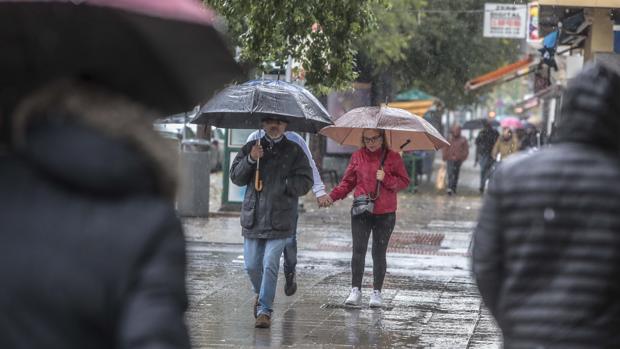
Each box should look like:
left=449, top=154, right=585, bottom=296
left=344, top=287, right=362, bottom=306
left=369, top=290, right=383, bottom=308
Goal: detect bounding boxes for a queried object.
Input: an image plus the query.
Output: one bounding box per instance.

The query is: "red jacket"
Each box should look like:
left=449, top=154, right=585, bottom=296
left=329, top=147, right=410, bottom=214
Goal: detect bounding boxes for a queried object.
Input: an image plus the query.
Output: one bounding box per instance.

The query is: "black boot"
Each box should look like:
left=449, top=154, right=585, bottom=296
left=284, top=272, right=297, bottom=296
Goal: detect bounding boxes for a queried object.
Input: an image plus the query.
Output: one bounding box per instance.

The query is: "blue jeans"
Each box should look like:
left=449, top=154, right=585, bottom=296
left=244, top=237, right=287, bottom=316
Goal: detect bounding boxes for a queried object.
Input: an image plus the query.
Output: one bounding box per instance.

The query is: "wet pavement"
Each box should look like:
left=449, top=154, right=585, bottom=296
left=183, top=154, right=503, bottom=348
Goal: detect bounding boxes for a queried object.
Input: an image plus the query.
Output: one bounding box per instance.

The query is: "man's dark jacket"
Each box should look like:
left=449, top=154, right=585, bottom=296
left=473, top=63, right=620, bottom=349
left=475, top=126, right=499, bottom=161
left=231, top=135, right=313, bottom=239
left=0, top=83, right=189, bottom=349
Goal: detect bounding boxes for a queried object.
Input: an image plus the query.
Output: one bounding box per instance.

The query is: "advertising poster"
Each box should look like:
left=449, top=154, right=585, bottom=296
left=483, top=3, right=527, bottom=39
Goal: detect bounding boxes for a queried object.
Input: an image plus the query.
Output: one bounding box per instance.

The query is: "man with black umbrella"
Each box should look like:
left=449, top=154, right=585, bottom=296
left=230, top=116, right=313, bottom=328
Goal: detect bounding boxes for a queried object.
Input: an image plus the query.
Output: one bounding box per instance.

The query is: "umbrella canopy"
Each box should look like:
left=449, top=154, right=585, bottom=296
left=192, top=80, right=333, bottom=133
left=461, top=118, right=500, bottom=130
left=500, top=116, right=524, bottom=129
left=0, top=0, right=242, bottom=116
left=319, top=106, right=449, bottom=151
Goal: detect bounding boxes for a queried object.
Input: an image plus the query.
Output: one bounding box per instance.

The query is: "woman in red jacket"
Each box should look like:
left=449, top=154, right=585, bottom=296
left=325, top=129, right=409, bottom=308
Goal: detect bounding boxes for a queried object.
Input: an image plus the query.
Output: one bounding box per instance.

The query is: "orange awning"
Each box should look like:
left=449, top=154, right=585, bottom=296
left=465, top=56, right=537, bottom=91
left=382, top=100, right=434, bottom=117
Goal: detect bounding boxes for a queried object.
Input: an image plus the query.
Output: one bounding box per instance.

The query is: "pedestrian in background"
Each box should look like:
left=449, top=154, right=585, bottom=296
left=491, top=126, right=519, bottom=162
left=324, top=129, right=409, bottom=308
left=519, top=122, right=540, bottom=151
left=247, top=129, right=330, bottom=297
left=231, top=117, right=313, bottom=328
left=0, top=80, right=190, bottom=348
left=442, top=124, right=469, bottom=195
left=473, top=62, right=620, bottom=348
left=474, top=119, right=499, bottom=194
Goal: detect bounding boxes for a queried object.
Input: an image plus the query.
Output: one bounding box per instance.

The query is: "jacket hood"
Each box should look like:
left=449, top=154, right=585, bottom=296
left=450, top=125, right=462, bottom=138
left=554, top=62, right=620, bottom=152
left=11, top=79, right=177, bottom=199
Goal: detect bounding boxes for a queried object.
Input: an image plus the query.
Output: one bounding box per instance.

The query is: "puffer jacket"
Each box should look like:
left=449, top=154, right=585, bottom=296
left=0, top=80, right=189, bottom=349
left=230, top=135, right=313, bottom=239
left=472, top=62, right=620, bottom=349
left=329, top=147, right=409, bottom=214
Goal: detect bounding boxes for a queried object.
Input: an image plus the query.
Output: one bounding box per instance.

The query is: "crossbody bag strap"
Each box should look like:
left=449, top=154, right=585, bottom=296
left=369, top=147, right=387, bottom=201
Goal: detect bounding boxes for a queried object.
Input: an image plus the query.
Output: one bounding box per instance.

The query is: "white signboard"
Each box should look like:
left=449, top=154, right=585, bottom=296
left=484, top=3, right=527, bottom=39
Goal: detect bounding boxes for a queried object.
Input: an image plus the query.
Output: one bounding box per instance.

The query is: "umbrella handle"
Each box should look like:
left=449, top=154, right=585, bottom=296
left=255, top=169, right=263, bottom=192
left=253, top=137, right=263, bottom=191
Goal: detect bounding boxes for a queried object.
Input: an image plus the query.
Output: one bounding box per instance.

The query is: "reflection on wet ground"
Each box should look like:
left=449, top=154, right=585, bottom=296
left=186, top=246, right=501, bottom=348
left=186, top=161, right=500, bottom=348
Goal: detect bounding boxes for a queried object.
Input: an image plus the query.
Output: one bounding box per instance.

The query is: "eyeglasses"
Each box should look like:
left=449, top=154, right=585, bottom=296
left=363, top=135, right=383, bottom=144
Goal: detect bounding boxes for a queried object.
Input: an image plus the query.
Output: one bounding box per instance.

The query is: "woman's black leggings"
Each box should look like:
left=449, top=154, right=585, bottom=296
left=350, top=212, right=396, bottom=291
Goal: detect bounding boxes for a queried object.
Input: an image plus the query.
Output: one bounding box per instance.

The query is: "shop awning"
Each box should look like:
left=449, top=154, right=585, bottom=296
left=465, top=56, right=538, bottom=91
left=394, top=88, right=435, bottom=102
left=383, top=100, right=435, bottom=117
left=388, top=88, right=437, bottom=116
left=538, top=0, right=619, bottom=8
left=511, top=85, right=563, bottom=113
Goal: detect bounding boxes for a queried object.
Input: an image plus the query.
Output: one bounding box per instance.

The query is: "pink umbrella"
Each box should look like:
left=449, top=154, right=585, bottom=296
left=0, top=0, right=242, bottom=115
left=319, top=106, right=449, bottom=151
left=500, top=116, right=524, bottom=129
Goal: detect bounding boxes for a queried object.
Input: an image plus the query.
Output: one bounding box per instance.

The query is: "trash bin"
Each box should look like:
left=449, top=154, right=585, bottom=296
left=177, top=139, right=211, bottom=217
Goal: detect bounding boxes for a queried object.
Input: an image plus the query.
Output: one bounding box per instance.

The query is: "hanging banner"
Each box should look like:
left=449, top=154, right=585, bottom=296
left=527, top=2, right=541, bottom=43
left=483, top=3, right=527, bottom=39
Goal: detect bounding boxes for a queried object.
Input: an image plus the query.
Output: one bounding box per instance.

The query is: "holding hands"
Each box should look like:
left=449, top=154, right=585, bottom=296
left=317, top=195, right=333, bottom=208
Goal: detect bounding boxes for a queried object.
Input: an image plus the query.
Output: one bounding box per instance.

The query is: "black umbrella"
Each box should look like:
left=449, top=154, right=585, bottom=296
left=192, top=80, right=333, bottom=133
left=0, top=0, right=242, bottom=117
left=192, top=79, right=333, bottom=191
left=461, top=118, right=500, bottom=130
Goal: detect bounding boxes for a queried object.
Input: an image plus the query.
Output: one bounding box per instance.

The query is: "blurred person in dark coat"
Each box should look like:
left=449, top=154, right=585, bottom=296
left=472, top=62, right=620, bottom=349
left=474, top=119, right=499, bottom=194
left=0, top=80, right=190, bottom=349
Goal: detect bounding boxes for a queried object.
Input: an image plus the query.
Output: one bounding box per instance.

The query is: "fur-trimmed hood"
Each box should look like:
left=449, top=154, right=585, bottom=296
left=11, top=79, right=178, bottom=199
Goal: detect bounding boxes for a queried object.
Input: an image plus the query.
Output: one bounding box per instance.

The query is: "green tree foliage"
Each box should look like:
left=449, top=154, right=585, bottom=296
left=357, top=0, right=522, bottom=108
left=205, top=0, right=382, bottom=94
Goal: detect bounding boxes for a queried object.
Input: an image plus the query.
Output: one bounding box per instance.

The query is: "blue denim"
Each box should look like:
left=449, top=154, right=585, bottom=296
left=244, top=237, right=287, bottom=316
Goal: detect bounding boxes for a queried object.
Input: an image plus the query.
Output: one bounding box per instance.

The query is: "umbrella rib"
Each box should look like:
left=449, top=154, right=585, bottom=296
left=342, top=127, right=356, bottom=145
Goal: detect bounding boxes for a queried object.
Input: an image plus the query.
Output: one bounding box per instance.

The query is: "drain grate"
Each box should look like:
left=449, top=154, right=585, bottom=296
left=389, top=231, right=443, bottom=247
left=316, top=231, right=448, bottom=255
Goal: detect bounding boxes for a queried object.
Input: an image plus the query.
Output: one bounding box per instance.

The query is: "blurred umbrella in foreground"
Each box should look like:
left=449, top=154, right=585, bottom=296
left=320, top=106, right=449, bottom=151
left=192, top=79, right=333, bottom=191
left=0, top=0, right=242, bottom=116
